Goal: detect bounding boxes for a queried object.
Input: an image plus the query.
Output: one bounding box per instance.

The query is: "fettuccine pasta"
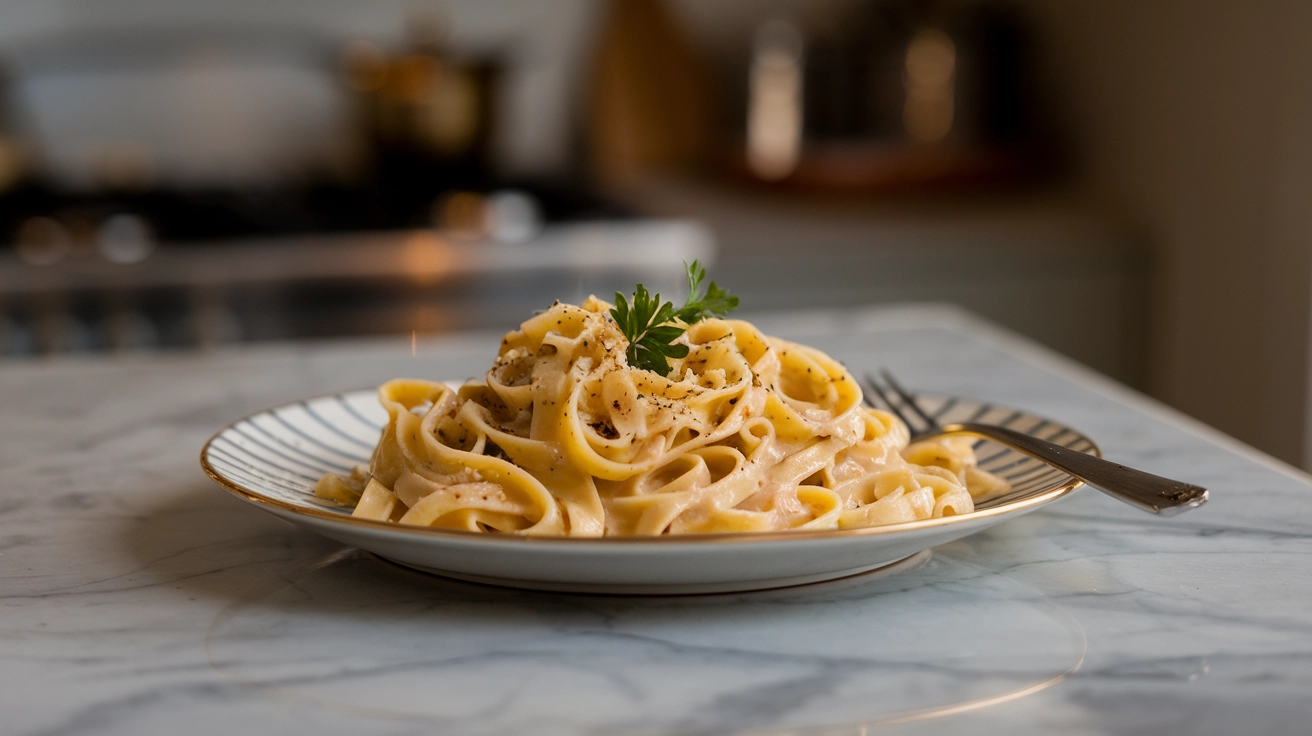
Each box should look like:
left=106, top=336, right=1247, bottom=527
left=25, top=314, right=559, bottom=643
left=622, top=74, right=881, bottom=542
left=316, top=296, right=1007, bottom=535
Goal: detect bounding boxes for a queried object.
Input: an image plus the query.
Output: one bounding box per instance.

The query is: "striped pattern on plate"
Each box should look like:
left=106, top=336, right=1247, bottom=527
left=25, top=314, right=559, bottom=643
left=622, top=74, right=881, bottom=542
left=204, top=391, right=384, bottom=515
left=868, top=394, right=1099, bottom=509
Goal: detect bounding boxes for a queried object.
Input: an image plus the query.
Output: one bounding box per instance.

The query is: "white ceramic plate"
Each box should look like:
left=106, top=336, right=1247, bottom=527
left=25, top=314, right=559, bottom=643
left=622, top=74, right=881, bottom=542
left=201, top=388, right=1095, bottom=594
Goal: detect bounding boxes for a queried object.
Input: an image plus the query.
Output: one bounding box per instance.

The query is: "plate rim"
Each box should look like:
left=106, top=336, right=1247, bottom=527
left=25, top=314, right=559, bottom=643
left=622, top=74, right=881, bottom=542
left=200, top=388, right=1095, bottom=546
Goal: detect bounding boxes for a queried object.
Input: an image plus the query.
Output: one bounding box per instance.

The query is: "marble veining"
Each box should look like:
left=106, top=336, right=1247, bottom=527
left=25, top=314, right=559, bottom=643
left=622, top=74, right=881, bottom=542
left=2, top=305, right=1311, bottom=735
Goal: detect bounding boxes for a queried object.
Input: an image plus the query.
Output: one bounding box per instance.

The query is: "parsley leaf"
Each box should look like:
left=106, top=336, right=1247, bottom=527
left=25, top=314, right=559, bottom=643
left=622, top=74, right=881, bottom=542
left=610, top=261, right=738, bottom=376
left=675, top=259, right=740, bottom=324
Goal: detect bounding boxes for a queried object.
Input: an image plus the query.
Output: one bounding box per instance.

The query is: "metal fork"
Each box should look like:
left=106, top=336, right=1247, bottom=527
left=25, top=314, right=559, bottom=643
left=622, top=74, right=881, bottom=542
left=863, top=370, right=1209, bottom=516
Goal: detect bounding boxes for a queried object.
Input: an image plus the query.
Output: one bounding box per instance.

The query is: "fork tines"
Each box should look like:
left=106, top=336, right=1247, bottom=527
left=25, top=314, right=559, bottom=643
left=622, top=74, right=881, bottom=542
left=862, top=370, right=941, bottom=434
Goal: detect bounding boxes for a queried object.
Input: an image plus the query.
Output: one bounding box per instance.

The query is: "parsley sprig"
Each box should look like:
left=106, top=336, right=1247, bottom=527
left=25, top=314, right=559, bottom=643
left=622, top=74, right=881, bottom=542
left=610, top=260, right=740, bottom=376
left=676, top=260, right=740, bottom=324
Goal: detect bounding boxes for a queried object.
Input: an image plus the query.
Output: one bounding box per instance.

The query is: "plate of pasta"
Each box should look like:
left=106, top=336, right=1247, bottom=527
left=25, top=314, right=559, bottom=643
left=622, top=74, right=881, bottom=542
left=201, top=264, right=1094, bottom=593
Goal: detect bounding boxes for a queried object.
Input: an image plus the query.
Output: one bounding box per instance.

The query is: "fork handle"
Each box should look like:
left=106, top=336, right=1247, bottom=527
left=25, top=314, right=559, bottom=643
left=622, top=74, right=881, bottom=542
left=943, top=422, right=1209, bottom=515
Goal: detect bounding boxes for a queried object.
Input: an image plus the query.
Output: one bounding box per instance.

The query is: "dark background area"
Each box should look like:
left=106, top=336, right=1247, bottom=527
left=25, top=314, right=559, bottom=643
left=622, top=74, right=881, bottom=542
left=0, top=0, right=1306, bottom=469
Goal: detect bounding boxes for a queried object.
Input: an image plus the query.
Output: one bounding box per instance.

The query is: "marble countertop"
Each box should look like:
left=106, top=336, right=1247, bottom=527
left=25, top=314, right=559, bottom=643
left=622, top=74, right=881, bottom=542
left=4, top=305, right=1310, bottom=736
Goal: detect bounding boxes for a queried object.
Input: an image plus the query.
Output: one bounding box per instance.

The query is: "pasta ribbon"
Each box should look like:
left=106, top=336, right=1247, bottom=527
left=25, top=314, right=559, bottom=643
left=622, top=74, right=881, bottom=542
left=315, top=297, right=1007, bottom=535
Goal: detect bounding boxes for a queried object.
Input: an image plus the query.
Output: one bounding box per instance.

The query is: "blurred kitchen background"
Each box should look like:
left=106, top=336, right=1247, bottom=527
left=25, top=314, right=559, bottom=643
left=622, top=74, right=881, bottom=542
left=0, top=0, right=1308, bottom=470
